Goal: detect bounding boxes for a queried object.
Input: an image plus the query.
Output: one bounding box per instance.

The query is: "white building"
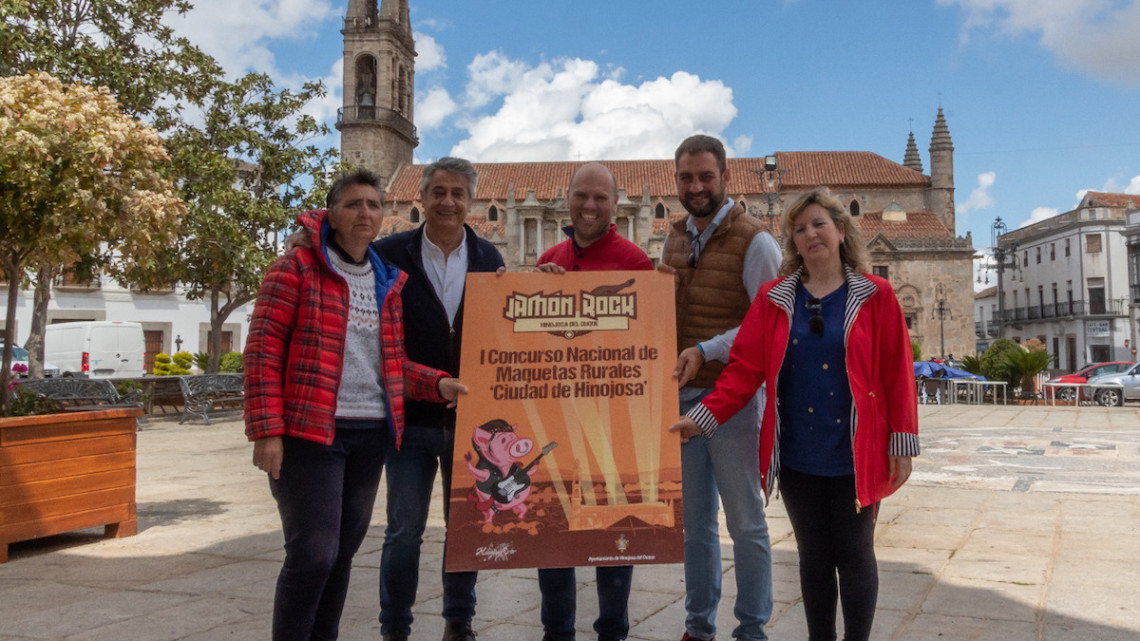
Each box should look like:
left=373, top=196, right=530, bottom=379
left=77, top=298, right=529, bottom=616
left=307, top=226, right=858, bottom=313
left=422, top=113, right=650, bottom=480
left=973, top=285, right=998, bottom=353
left=983, top=191, right=1136, bottom=371
left=1124, top=205, right=1140, bottom=361
left=1, top=273, right=251, bottom=374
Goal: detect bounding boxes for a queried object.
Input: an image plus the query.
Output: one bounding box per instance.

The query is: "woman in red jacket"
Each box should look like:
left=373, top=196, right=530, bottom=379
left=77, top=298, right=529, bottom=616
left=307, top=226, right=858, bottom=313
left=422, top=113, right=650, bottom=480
left=671, top=187, right=918, bottom=641
left=244, top=169, right=466, bottom=641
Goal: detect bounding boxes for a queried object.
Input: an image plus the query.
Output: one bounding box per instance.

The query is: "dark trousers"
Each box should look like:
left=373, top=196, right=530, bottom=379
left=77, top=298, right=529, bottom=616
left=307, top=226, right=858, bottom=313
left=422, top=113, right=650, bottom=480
left=779, top=466, right=879, bottom=641
left=269, top=424, right=388, bottom=641
left=538, top=565, right=634, bottom=641
left=379, top=426, right=477, bottom=635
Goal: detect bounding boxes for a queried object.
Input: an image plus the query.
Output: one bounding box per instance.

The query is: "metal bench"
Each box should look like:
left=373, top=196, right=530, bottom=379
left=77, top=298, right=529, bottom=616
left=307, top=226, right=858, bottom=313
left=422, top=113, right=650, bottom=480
left=178, top=374, right=244, bottom=425
left=15, top=378, right=143, bottom=410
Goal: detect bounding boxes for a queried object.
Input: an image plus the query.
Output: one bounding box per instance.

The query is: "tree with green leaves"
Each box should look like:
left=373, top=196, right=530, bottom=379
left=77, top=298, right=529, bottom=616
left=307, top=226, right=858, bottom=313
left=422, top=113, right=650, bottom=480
left=0, top=72, right=184, bottom=413
left=1, top=0, right=218, bottom=376
left=143, top=72, right=336, bottom=373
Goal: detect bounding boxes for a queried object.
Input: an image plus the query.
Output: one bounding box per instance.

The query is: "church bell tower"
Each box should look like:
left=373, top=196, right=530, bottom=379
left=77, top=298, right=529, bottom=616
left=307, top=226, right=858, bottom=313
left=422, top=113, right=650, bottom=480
left=337, top=0, right=417, bottom=187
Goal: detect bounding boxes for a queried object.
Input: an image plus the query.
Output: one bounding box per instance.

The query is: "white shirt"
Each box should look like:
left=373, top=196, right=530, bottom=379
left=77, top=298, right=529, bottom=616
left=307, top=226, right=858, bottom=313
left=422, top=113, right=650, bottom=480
left=421, top=231, right=469, bottom=326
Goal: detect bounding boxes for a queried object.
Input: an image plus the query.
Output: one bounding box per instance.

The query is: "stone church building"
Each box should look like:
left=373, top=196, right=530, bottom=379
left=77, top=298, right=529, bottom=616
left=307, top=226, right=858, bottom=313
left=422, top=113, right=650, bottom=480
left=337, top=0, right=977, bottom=359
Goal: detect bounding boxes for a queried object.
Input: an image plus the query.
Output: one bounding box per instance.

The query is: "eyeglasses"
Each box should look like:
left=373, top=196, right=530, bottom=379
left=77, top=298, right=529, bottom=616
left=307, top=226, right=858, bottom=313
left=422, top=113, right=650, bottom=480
left=806, top=298, right=824, bottom=337
left=688, top=235, right=701, bottom=268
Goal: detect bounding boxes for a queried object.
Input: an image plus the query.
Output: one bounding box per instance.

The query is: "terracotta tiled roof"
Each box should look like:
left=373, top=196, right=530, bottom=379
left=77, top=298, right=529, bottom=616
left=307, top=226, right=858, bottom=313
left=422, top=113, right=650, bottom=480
left=1083, top=191, right=1140, bottom=209
left=378, top=213, right=505, bottom=239
left=378, top=216, right=417, bottom=235
left=856, top=211, right=953, bottom=239
left=386, top=152, right=929, bottom=203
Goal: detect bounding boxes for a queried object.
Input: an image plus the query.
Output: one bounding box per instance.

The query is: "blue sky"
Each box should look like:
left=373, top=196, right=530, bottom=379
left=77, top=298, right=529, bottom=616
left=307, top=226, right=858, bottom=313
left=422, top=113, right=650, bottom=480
left=171, top=0, right=1140, bottom=264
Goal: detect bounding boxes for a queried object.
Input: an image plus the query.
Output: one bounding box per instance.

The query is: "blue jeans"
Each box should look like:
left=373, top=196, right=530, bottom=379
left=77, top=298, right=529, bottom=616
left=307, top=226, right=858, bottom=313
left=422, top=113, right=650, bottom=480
left=269, top=422, right=388, bottom=641
left=379, top=426, right=478, bottom=635
left=680, top=390, right=772, bottom=641
left=538, top=565, right=634, bottom=641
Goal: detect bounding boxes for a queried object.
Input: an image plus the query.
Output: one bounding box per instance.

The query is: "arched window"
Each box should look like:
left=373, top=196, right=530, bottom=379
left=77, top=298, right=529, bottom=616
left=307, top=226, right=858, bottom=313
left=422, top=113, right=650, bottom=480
left=398, top=66, right=407, bottom=113
left=849, top=199, right=861, bottom=217
left=410, top=206, right=420, bottom=223
left=355, top=55, right=377, bottom=119
left=655, top=203, right=666, bottom=219
left=488, top=205, right=499, bottom=221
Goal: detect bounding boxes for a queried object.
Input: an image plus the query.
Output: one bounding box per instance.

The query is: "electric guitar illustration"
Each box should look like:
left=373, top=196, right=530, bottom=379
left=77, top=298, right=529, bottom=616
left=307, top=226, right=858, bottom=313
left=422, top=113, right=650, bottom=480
left=494, top=441, right=558, bottom=503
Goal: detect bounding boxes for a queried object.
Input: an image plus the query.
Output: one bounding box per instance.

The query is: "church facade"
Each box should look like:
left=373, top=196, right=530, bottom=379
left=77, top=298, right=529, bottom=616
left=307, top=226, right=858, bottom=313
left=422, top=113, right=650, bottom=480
left=338, top=0, right=977, bottom=360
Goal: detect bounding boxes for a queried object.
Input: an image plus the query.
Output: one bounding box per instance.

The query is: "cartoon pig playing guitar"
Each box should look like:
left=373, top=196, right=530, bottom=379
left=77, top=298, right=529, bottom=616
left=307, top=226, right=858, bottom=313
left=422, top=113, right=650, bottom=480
left=465, top=419, right=557, bottom=524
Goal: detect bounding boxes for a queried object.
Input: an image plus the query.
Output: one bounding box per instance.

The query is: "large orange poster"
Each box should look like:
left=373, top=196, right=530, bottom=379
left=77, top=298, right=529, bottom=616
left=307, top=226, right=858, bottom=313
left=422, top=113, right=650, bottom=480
left=445, top=271, right=682, bottom=571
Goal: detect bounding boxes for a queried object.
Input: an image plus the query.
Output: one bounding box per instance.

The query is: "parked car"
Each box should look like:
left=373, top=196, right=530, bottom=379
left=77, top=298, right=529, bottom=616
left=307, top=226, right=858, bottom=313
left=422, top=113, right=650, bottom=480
left=1, top=341, right=29, bottom=377
left=1046, top=361, right=1134, bottom=401
left=44, top=321, right=146, bottom=378
left=1086, top=362, right=1140, bottom=406
left=0, top=341, right=61, bottom=378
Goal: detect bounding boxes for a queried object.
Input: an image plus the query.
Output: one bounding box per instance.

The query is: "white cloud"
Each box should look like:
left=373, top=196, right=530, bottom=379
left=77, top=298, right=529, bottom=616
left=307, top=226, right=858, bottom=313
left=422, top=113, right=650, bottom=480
left=414, top=32, right=446, bottom=72
left=1020, top=206, right=1060, bottom=228
left=170, top=0, right=335, bottom=80
left=1126, top=174, right=1140, bottom=194
left=464, top=51, right=533, bottom=108
left=416, top=87, right=458, bottom=131
left=957, top=171, right=996, bottom=214
left=942, top=0, right=1140, bottom=86
left=451, top=54, right=739, bottom=162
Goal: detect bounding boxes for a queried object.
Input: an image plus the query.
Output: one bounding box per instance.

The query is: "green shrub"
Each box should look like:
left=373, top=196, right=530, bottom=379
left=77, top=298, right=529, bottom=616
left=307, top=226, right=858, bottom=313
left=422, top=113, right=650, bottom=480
left=1004, top=348, right=1055, bottom=392
left=193, top=352, right=210, bottom=372
left=219, top=352, right=244, bottom=373
left=4, top=386, right=63, bottom=417
left=979, top=338, right=1022, bottom=387
left=911, top=338, right=922, bottom=362
left=153, top=352, right=192, bottom=376
left=959, top=355, right=984, bottom=376
left=172, top=351, right=194, bottom=370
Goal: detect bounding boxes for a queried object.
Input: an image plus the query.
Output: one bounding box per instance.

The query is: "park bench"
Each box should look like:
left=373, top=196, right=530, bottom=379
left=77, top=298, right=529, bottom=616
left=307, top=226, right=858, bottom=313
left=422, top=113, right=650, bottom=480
left=15, top=377, right=143, bottom=411
left=178, top=373, right=244, bottom=425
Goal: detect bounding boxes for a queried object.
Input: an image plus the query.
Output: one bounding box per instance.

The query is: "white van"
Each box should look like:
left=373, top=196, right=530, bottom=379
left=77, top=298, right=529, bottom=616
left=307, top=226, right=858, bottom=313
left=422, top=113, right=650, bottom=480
left=45, top=321, right=146, bottom=378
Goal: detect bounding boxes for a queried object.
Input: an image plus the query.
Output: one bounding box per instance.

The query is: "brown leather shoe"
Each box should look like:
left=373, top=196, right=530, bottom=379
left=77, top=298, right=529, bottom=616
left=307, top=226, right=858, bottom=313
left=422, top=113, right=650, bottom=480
left=442, top=620, right=477, bottom=641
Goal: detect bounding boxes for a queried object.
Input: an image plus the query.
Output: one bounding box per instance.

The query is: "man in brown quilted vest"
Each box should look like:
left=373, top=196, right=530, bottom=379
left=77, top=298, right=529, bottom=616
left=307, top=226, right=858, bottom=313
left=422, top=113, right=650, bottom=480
left=662, top=135, right=781, bottom=641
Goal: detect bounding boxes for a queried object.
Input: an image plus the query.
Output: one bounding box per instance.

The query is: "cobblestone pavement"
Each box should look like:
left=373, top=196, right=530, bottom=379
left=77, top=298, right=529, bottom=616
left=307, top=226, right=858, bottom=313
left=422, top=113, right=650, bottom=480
left=0, top=403, right=1137, bottom=640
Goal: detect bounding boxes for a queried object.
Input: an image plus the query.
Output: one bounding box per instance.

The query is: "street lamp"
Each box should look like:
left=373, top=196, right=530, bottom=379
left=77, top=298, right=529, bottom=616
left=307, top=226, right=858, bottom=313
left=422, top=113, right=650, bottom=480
left=977, top=217, right=1020, bottom=338
left=174, top=334, right=183, bottom=352
left=749, top=154, right=786, bottom=233
left=933, top=283, right=950, bottom=360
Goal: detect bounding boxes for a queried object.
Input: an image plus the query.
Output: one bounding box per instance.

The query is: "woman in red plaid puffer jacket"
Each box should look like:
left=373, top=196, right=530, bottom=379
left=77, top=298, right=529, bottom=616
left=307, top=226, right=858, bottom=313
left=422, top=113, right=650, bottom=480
left=243, top=169, right=465, bottom=641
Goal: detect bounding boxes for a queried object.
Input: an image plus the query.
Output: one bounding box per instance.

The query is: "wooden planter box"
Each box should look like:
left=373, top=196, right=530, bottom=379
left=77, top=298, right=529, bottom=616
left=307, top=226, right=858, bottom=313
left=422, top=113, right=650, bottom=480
left=0, top=408, right=141, bottom=563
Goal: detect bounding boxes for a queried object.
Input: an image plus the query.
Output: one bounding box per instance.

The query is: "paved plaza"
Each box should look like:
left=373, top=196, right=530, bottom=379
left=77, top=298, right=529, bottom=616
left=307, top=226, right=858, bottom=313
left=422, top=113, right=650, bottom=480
left=1, top=403, right=1138, bottom=641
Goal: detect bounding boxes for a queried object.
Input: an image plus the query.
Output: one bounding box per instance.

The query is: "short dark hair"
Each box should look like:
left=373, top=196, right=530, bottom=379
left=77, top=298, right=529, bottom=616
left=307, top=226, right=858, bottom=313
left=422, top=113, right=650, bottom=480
left=420, top=157, right=478, bottom=199
left=674, top=135, right=727, bottom=173
left=326, top=169, right=383, bottom=209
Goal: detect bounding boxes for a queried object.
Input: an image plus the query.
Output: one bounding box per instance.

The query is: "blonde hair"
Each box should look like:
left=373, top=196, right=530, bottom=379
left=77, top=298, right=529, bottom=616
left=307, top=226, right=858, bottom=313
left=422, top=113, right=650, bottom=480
left=778, top=186, right=869, bottom=277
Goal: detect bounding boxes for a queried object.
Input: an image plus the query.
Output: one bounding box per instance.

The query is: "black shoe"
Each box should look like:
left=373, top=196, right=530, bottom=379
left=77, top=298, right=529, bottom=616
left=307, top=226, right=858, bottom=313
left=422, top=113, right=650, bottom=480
left=442, top=620, right=477, bottom=641
left=383, top=632, right=410, bottom=641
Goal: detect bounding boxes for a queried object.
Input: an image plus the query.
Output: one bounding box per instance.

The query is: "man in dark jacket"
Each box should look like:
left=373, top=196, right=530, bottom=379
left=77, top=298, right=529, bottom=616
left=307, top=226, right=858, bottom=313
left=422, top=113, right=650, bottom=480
left=376, top=157, right=505, bottom=641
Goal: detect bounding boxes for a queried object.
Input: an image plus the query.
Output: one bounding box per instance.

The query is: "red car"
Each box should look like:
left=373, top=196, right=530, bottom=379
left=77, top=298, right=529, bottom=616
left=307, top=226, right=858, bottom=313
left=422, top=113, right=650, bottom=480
left=1046, top=362, right=1135, bottom=401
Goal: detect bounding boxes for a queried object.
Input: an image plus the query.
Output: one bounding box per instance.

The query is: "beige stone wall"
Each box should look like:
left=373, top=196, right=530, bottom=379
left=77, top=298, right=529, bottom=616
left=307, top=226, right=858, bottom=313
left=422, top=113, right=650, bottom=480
left=340, top=124, right=413, bottom=187
left=889, top=251, right=977, bottom=359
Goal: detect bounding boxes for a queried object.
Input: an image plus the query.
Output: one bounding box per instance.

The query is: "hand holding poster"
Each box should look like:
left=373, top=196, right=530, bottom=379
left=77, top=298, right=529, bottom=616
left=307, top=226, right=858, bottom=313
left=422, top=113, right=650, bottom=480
left=445, top=271, right=682, bottom=571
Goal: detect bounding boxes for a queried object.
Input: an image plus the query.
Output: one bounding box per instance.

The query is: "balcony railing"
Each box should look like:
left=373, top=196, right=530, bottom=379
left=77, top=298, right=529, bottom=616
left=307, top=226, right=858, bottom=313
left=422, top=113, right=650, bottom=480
left=999, top=298, right=1128, bottom=325
left=335, top=106, right=418, bottom=143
